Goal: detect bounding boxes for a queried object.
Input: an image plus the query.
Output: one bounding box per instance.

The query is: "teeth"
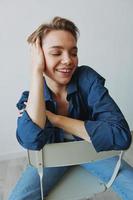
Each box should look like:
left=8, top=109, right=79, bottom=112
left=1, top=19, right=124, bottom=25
left=57, top=69, right=71, bottom=73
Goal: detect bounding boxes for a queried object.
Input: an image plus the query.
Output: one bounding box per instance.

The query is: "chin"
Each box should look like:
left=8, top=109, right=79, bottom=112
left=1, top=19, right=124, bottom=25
left=57, top=78, right=71, bottom=85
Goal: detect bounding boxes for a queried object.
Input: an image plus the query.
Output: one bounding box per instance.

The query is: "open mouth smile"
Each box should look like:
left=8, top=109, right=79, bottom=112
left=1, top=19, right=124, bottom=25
left=56, top=68, right=73, bottom=73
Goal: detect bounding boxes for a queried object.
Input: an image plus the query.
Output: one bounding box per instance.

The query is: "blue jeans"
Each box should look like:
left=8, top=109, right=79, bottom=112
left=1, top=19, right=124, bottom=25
left=8, top=157, right=133, bottom=200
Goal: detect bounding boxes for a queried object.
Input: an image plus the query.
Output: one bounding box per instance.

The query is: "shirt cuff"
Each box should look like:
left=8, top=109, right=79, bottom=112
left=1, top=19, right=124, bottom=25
left=16, top=111, right=50, bottom=150
left=84, top=120, right=114, bottom=152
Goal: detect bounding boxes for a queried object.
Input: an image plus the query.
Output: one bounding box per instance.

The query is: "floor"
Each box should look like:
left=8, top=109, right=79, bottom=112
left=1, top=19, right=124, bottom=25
left=0, top=157, right=27, bottom=200
left=0, top=156, right=121, bottom=200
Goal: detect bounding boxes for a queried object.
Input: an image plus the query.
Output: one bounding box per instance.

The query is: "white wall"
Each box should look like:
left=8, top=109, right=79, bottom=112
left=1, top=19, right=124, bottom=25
left=0, top=0, right=133, bottom=159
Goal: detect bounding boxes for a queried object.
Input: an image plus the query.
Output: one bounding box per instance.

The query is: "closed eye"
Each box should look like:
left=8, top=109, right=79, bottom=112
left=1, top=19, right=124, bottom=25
left=49, top=51, right=62, bottom=56
left=71, top=52, right=77, bottom=57
left=51, top=53, right=61, bottom=56
left=49, top=49, right=78, bottom=57
left=51, top=52, right=77, bottom=57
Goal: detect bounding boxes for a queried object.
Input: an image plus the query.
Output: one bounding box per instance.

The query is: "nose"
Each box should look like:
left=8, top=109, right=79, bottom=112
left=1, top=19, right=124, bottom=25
left=61, top=53, right=72, bottom=65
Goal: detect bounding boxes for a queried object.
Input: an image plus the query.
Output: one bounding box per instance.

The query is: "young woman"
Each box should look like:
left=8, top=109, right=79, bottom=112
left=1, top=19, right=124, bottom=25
left=9, top=17, right=131, bottom=200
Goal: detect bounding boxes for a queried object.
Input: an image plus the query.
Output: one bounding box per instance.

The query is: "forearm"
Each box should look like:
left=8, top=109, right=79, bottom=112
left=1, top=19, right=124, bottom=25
left=55, top=115, right=91, bottom=142
left=26, top=70, right=46, bottom=129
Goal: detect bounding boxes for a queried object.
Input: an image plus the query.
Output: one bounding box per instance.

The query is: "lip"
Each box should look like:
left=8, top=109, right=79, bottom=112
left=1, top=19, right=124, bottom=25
left=56, top=68, right=72, bottom=73
left=55, top=67, right=74, bottom=78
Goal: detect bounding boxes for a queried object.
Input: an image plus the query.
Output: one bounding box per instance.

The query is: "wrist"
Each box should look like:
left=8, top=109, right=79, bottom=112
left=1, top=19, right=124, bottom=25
left=53, top=114, right=61, bottom=127
left=31, top=68, right=44, bottom=76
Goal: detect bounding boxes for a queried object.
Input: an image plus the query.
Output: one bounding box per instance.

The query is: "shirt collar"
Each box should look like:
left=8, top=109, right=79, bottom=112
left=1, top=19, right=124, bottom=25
left=44, top=80, right=53, bottom=101
left=66, top=74, right=78, bottom=99
left=44, top=73, right=78, bottom=101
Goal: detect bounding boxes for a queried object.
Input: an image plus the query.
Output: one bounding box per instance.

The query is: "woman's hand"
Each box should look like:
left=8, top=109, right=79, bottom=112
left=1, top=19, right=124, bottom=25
left=18, top=102, right=27, bottom=117
left=30, top=37, right=45, bottom=73
left=46, top=110, right=59, bottom=126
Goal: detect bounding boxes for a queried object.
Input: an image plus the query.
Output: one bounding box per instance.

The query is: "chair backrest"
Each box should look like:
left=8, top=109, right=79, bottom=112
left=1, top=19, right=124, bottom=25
left=27, top=139, right=131, bottom=200
left=28, top=141, right=122, bottom=168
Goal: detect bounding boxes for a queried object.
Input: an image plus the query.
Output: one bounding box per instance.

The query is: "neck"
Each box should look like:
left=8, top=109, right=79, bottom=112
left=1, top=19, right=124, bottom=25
left=44, top=75, right=67, bottom=97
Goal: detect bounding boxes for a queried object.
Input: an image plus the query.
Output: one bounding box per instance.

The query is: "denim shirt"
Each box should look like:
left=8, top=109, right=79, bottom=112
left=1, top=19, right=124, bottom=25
left=16, top=65, right=131, bottom=152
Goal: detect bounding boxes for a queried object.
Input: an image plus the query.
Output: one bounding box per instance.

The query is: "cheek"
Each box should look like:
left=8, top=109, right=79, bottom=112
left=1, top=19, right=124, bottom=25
left=45, top=58, right=59, bottom=75
left=45, top=54, right=59, bottom=66
left=45, top=56, right=53, bottom=69
left=74, top=57, right=78, bottom=65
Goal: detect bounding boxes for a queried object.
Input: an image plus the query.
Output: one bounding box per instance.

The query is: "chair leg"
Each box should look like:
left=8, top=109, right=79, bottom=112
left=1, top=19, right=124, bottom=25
left=38, top=170, right=44, bottom=200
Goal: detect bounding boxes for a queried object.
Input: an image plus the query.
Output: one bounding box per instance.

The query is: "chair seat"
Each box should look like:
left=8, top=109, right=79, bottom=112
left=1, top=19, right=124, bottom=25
left=46, top=166, right=106, bottom=200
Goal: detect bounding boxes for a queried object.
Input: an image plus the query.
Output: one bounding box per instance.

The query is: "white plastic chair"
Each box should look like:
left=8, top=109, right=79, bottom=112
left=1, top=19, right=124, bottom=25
left=28, top=140, right=124, bottom=200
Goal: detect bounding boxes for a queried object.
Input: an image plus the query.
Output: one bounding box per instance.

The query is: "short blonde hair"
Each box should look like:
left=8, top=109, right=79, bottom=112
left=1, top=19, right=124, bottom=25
left=27, top=16, right=79, bottom=43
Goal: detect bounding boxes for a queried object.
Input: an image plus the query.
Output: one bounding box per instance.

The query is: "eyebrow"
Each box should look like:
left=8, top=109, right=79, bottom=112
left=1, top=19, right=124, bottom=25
left=49, top=46, right=78, bottom=50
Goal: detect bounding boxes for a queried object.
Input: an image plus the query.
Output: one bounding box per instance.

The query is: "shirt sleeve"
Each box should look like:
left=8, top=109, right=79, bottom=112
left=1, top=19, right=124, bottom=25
left=16, top=91, right=54, bottom=150
left=84, top=75, right=131, bottom=152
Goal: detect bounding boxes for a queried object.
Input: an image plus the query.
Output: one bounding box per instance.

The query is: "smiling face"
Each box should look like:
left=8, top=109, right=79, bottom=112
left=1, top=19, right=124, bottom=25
left=42, top=30, right=78, bottom=87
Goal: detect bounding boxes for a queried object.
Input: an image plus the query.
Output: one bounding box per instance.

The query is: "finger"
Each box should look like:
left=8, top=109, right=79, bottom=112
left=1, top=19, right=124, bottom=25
left=24, top=102, right=27, bottom=105
left=36, top=37, right=41, bottom=48
left=18, top=113, right=23, bottom=117
left=18, top=109, right=25, bottom=117
left=36, top=37, right=40, bottom=44
left=29, top=43, right=35, bottom=55
left=29, top=42, right=34, bottom=48
left=18, top=108, right=25, bottom=113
